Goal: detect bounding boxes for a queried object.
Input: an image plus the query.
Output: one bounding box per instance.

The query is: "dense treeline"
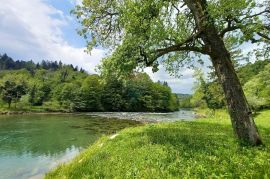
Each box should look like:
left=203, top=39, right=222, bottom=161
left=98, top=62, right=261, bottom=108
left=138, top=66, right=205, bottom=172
left=0, top=54, right=179, bottom=112
left=191, top=60, right=270, bottom=111
left=0, top=53, right=85, bottom=72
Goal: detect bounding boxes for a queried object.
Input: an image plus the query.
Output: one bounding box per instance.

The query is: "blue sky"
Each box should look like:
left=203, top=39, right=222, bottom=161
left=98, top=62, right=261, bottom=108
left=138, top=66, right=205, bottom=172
left=47, top=0, right=85, bottom=48
left=0, top=0, right=196, bottom=94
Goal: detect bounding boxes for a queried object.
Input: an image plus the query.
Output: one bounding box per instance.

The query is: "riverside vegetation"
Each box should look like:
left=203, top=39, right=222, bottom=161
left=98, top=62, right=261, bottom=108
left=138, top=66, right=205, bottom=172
left=1, top=54, right=269, bottom=113
left=190, top=60, right=270, bottom=111
left=0, top=54, right=179, bottom=113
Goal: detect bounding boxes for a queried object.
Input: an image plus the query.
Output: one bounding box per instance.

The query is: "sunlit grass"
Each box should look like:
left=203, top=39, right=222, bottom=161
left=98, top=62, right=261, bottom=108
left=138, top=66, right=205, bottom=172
left=46, top=110, right=270, bottom=178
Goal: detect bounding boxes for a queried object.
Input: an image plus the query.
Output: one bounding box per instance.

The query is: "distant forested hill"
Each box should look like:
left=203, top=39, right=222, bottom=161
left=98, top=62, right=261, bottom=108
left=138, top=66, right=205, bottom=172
left=0, top=54, right=179, bottom=112
left=0, top=53, right=84, bottom=72
left=175, top=94, right=192, bottom=108
left=176, top=94, right=191, bottom=98
left=237, top=60, right=270, bottom=85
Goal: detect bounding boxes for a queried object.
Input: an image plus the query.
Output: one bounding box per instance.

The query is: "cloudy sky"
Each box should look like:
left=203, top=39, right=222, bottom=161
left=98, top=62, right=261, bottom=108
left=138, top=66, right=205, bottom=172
left=0, top=0, right=199, bottom=94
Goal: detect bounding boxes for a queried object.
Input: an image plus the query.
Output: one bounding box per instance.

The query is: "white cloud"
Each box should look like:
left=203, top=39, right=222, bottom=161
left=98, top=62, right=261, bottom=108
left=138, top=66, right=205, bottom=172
left=69, top=0, right=83, bottom=6
left=0, top=0, right=197, bottom=93
left=0, top=0, right=104, bottom=73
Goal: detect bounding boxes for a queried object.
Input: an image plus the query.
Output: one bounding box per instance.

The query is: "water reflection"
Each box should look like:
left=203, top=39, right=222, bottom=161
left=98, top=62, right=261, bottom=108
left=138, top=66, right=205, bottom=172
left=1, top=146, right=81, bottom=179
left=0, top=111, right=195, bottom=179
left=0, top=114, right=140, bottom=179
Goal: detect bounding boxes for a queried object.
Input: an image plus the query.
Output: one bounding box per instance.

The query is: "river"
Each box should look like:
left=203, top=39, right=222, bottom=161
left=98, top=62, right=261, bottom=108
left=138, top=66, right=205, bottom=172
left=0, top=110, right=195, bottom=179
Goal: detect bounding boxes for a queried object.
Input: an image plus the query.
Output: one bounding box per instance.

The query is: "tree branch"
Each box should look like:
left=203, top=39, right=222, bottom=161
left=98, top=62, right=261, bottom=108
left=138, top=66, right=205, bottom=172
left=219, top=9, right=270, bottom=38
left=240, top=10, right=270, bottom=21
left=140, top=31, right=209, bottom=66
left=155, top=44, right=208, bottom=58
left=219, top=25, right=240, bottom=38
left=257, top=32, right=270, bottom=42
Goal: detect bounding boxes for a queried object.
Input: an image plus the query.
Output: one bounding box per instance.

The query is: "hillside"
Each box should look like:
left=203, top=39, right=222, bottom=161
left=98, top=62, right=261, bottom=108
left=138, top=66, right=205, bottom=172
left=0, top=54, right=179, bottom=112
left=191, top=60, right=270, bottom=110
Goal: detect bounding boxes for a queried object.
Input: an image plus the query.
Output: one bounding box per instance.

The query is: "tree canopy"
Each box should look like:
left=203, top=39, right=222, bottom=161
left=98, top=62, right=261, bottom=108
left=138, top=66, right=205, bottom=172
left=0, top=54, right=179, bottom=112
left=73, top=0, right=269, bottom=76
left=73, top=0, right=270, bottom=145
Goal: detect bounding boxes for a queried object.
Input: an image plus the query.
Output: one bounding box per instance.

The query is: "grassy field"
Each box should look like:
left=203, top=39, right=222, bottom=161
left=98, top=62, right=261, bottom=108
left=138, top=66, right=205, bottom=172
left=46, top=110, right=270, bottom=178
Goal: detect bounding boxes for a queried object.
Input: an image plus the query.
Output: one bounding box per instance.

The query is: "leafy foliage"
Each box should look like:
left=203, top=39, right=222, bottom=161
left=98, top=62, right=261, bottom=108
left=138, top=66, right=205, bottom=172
left=73, top=0, right=269, bottom=76
left=192, top=60, right=270, bottom=111
left=237, top=60, right=270, bottom=85
left=0, top=54, right=178, bottom=112
left=0, top=80, right=27, bottom=108
left=244, top=63, right=270, bottom=110
left=176, top=94, right=192, bottom=108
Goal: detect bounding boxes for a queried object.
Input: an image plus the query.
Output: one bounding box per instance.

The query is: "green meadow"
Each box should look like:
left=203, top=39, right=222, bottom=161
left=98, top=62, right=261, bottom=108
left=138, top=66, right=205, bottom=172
left=47, top=110, right=270, bottom=178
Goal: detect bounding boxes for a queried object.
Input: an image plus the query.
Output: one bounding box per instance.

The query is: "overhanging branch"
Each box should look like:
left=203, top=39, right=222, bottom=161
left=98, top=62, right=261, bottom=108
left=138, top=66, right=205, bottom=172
left=257, top=32, right=270, bottom=42
left=155, top=44, right=208, bottom=58
left=219, top=25, right=240, bottom=38
left=219, top=9, right=270, bottom=38
left=140, top=32, right=209, bottom=66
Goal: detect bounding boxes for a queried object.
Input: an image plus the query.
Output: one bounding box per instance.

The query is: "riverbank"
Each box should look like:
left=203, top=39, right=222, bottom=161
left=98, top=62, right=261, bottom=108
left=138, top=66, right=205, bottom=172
left=46, top=110, right=270, bottom=178
left=0, top=106, right=70, bottom=115
left=0, top=110, right=73, bottom=115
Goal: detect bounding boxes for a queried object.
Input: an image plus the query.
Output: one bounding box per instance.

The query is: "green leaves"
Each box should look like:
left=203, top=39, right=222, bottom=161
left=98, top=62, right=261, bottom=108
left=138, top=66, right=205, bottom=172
left=244, top=63, right=270, bottom=110
left=74, top=0, right=269, bottom=79
left=0, top=80, right=27, bottom=108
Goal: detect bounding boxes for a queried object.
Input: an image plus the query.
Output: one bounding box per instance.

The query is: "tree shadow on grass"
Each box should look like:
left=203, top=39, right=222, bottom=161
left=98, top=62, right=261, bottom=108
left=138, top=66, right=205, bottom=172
left=143, top=122, right=235, bottom=153
left=133, top=121, right=270, bottom=155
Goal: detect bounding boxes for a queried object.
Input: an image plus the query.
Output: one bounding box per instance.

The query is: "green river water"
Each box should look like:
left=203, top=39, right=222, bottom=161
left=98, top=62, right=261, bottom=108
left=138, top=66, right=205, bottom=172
left=0, top=110, right=195, bottom=179
left=0, top=114, right=140, bottom=179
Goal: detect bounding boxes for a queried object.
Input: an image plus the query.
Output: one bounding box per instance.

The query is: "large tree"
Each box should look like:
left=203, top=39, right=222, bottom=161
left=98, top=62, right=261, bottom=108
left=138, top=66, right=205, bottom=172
left=73, top=0, right=269, bottom=145
left=0, top=81, right=26, bottom=108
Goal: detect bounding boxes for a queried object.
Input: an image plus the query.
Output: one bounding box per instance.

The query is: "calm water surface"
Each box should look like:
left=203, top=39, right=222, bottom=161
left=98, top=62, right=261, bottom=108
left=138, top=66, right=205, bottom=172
left=0, top=110, right=195, bottom=179
left=0, top=114, right=140, bottom=179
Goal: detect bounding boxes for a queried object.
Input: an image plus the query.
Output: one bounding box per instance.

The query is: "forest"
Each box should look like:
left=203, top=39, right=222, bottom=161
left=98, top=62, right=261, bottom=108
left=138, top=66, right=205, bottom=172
left=1, top=53, right=269, bottom=113
left=182, top=60, right=270, bottom=111
left=0, top=53, right=179, bottom=112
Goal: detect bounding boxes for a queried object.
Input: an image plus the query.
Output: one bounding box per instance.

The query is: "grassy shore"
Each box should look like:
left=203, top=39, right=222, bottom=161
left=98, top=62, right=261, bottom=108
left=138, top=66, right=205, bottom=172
left=46, top=110, right=270, bottom=178
left=0, top=106, right=71, bottom=115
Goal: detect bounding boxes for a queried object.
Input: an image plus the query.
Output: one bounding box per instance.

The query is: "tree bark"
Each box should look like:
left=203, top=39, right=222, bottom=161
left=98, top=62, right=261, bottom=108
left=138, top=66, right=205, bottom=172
left=184, top=0, right=263, bottom=145
left=207, top=33, right=263, bottom=146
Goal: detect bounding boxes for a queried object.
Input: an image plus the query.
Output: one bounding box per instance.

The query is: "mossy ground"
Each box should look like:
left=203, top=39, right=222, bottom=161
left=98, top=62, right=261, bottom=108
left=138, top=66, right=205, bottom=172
left=46, top=110, right=270, bottom=178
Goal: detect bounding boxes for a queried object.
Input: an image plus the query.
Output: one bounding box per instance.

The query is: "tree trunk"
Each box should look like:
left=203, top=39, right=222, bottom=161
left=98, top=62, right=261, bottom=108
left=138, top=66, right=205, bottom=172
left=183, top=0, right=263, bottom=146
left=202, top=23, right=262, bottom=146
left=208, top=37, right=263, bottom=146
